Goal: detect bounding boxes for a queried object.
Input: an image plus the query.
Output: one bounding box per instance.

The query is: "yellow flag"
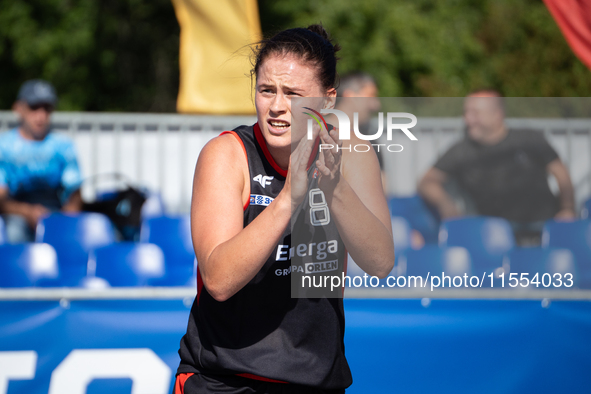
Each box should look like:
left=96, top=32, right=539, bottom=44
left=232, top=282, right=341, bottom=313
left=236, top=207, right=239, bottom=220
left=172, top=0, right=262, bottom=114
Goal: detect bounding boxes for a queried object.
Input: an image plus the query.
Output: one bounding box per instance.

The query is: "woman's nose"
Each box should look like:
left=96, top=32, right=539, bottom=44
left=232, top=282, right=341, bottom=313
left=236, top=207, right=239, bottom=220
left=270, top=92, right=287, bottom=114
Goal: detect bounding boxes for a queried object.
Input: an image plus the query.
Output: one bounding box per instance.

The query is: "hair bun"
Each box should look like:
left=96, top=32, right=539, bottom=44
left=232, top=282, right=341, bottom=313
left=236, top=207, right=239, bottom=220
left=252, top=24, right=340, bottom=90
left=307, top=24, right=341, bottom=53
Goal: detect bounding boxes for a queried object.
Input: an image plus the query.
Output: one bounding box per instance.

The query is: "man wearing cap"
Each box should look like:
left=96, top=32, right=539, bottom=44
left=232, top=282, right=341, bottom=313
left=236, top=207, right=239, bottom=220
left=0, top=79, right=83, bottom=242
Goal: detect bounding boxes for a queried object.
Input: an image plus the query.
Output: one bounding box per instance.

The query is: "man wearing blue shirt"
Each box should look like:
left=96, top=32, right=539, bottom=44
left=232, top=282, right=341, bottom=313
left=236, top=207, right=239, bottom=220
left=0, top=80, right=83, bottom=242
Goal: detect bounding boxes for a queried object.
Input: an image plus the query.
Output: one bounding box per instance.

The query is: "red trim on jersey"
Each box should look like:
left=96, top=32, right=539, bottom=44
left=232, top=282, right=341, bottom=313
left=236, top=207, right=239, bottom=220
left=306, top=136, right=321, bottom=170
left=220, top=130, right=250, bottom=211
left=174, top=373, right=194, bottom=394
left=220, top=130, right=247, bottom=158
left=253, top=123, right=288, bottom=177
left=237, top=373, right=288, bottom=384
left=253, top=122, right=320, bottom=176
left=196, top=266, right=203, bottom=305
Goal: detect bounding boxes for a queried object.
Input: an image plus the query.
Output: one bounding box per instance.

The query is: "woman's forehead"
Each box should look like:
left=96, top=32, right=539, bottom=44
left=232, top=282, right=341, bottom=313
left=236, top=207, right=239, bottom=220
left=257, top=54, right=319, bottom=84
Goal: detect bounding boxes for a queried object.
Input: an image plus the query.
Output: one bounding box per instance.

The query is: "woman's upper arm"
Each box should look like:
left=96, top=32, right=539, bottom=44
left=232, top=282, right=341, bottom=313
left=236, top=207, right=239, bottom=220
left=190, top=134, right=249, bottom=270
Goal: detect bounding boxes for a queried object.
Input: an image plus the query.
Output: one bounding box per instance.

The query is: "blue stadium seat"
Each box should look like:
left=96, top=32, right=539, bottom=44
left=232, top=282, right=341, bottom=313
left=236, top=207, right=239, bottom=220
left=153, top=259, right=197, bottom=287
left=507, top=247, right=578, bottom=288
left=581, top=198, right=591, bottom=219
left=141, top=192, right=166, bottom=219
left=391, top=216, right=412, bottom=253
left=388, top=195, right=440, bottom=244
left=36, top=213, right=116, bottom=286
left=93, top=243, right=165, bottom=287
left=140, top=216, right=196, bottom=285
left=439, top=216, right=515, bottom=275
left=0, top=243, right=59, bottom=287
left=346, top=216, right=412, bottom=281
left=542, top=220, right=591, bottom=288
left=401, top=246, right=472, bottom=283
left=0, top=216, right=6, bottom=244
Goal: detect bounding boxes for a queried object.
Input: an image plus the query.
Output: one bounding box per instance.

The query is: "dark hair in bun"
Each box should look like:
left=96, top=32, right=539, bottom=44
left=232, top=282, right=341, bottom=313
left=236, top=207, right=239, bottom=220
left=252, top=24, right=340, bottom=91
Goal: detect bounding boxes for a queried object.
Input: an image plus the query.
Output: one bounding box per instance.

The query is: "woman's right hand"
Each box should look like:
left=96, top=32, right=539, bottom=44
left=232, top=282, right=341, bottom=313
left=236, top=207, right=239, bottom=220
left=285, top=136, right=313, bottom=213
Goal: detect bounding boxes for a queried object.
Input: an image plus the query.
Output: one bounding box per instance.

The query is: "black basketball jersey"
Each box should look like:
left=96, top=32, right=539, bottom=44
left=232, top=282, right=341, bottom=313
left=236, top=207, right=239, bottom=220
left=177, top=123, right=352, bottom=389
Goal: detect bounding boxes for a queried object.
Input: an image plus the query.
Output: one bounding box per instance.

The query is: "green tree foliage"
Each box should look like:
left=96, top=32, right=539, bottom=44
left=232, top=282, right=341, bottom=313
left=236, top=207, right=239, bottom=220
left=0, top=0, right=588, bottom=112
left=0, top=0, right=179, bottom=111
left=259, top=0, right=591, bottom=97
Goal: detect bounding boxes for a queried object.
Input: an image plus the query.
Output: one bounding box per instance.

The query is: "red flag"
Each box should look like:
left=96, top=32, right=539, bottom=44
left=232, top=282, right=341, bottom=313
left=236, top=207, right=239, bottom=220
left=543, top=0, right=591, bottom=70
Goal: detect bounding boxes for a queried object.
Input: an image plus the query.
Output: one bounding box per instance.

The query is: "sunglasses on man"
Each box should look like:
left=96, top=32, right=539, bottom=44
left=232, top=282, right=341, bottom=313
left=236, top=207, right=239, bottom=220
left=28, top=103, right=54, bottom=112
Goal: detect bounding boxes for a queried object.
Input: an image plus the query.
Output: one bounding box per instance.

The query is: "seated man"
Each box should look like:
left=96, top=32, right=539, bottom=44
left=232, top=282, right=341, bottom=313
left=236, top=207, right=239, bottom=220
left=0, top=80, right=82, bottom=242
left=418, top=89, right=575, bottom=244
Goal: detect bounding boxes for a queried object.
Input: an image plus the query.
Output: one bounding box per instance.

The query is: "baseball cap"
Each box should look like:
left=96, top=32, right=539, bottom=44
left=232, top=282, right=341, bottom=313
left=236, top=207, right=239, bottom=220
left=17, top=79, right=58, bottom=107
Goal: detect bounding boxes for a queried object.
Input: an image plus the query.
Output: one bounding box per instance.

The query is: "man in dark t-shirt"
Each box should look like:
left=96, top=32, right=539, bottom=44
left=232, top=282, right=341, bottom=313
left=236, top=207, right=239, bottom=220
left=418, top=90, right=575, bottom=243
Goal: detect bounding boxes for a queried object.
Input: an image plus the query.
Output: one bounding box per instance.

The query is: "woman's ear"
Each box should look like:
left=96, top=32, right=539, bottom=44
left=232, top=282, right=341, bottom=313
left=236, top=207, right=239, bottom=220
left=324, top=89, right=337, bottom=109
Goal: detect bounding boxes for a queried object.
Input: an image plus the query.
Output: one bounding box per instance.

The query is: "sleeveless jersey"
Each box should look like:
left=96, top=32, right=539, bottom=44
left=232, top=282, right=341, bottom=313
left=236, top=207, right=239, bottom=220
left=177, top=123, right=352, bottom=389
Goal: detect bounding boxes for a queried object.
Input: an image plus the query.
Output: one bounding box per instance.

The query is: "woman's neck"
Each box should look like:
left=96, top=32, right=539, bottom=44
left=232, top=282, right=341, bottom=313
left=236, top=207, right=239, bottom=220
left=267, top=144, right=291, bottom=170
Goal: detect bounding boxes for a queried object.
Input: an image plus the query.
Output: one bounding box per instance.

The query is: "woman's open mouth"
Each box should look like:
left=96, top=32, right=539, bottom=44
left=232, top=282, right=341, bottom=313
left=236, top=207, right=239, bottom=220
left=267, top=119, right=291, bottom=134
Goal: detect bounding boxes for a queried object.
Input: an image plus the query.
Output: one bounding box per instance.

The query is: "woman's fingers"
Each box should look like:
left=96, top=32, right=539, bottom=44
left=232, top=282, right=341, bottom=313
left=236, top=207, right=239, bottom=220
left=316, top=159, right=331, bottom=176
left=320, top=127, right=342, bottom=170
left=320, top=127, right=341, bottom=155
left=315, top=125, right=343, bottom=194
left=292, top=135, right=313, bottom=169
left=289, top=135, right=314, bottom=210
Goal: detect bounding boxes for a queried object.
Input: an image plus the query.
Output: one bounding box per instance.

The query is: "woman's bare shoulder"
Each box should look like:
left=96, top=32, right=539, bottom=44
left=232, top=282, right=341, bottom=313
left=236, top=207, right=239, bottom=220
left=200, top=132, right=246, bottom=161
left=193, top=131, right=250, bottom=201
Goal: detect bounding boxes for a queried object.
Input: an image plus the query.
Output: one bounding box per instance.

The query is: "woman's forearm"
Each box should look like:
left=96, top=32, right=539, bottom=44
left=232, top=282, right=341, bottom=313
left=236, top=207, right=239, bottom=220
left=197, top=191, right=292, bottom=302
left=327, top=177, right=395, bottom=278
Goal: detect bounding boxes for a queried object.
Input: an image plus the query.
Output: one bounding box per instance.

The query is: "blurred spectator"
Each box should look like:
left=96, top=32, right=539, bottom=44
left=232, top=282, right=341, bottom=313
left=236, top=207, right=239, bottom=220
left=337, top=71, right=380, bottom=108
left=336, top=72, right=424, bottom=249
left=0, top=80, right=82, bottom=243
left=418, top=89, right=575, bottom=244
left=335, top=72, right=385, bottom=178
left=336, top=71, right=381, bottom=136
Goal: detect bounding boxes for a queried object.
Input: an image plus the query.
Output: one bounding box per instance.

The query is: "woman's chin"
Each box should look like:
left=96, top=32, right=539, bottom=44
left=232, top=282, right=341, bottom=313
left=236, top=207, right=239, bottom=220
left=262, top=126, right=291, bottom=146
left=267, top=137, right=292, bottom=154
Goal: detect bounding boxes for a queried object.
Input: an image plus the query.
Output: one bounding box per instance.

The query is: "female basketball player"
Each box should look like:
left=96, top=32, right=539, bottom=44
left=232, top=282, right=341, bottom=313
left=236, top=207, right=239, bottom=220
left=175, top=25, right=395, bottom=394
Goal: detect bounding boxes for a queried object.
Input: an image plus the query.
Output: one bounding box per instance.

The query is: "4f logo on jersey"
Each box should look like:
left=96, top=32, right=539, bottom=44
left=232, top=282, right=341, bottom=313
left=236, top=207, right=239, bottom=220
left=253, top=174, right=274, bottom=188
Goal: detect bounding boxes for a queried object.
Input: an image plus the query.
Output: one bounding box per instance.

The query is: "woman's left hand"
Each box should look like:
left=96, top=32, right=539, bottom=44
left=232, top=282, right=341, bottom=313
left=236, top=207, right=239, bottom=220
left=316, top=126, right=342, bottom=194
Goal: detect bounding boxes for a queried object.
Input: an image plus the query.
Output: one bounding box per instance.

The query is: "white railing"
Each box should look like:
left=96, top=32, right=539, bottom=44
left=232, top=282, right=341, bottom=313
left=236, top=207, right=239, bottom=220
left=1, top=111, right=590, bottom=213
left=0, top=112, right=256, bottom=213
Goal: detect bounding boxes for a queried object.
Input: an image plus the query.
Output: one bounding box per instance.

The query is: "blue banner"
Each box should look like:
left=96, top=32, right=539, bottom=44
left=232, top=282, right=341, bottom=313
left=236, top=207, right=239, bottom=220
left=0, top=298, right=590, bottom=393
